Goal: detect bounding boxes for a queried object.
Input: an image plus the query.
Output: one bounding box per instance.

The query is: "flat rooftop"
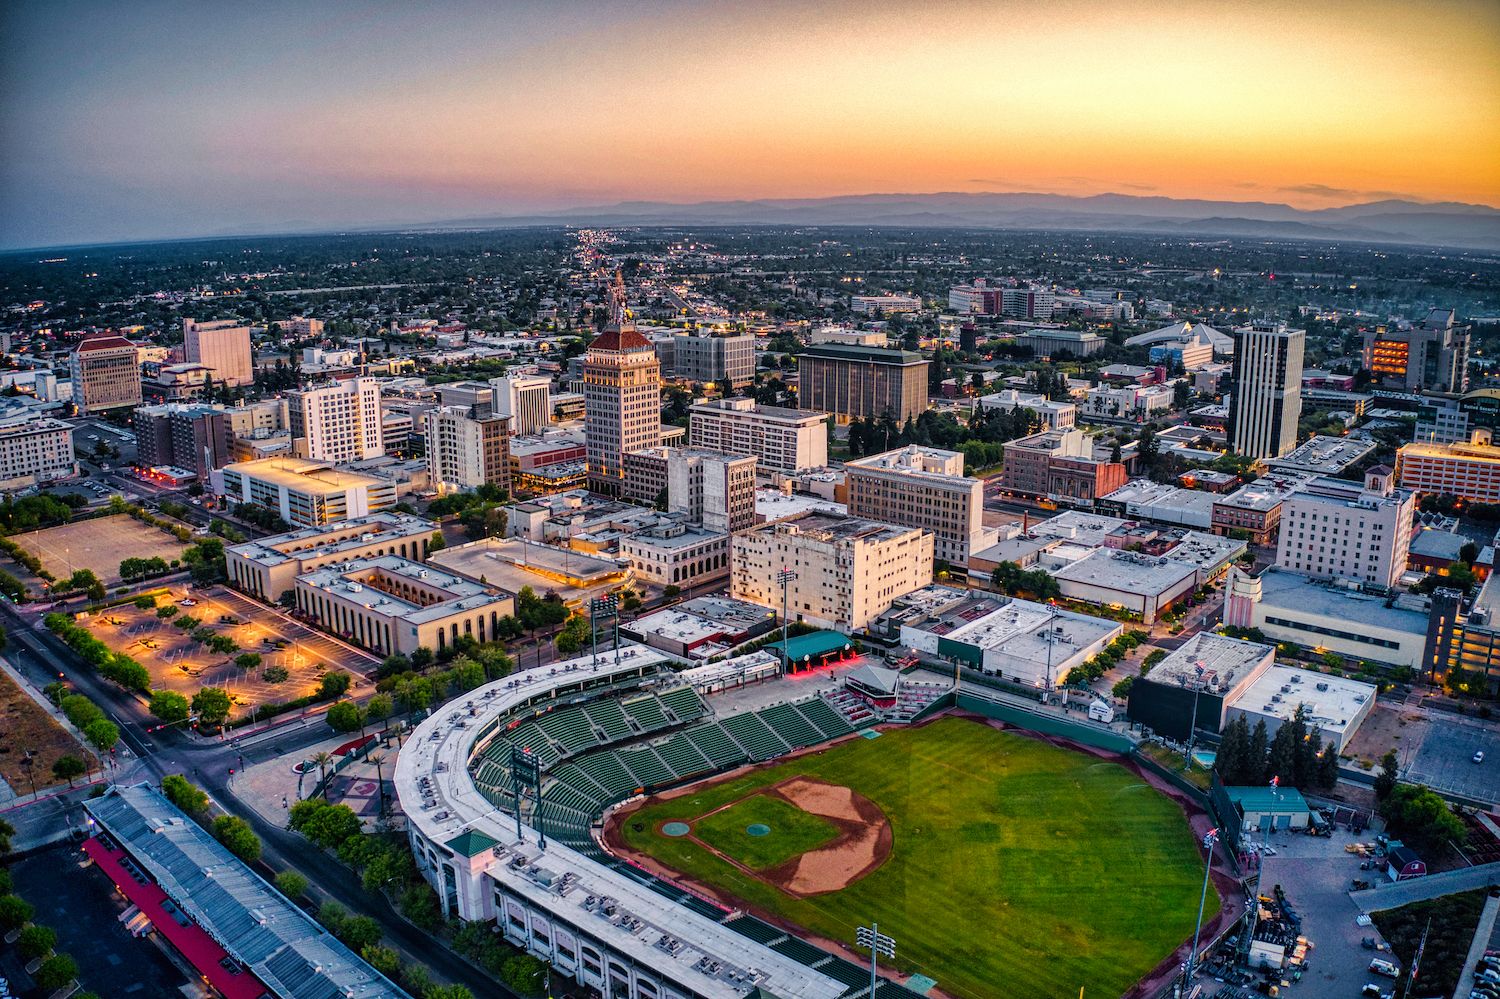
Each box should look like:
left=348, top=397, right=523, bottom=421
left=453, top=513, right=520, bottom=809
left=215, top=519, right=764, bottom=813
left=1051, top=548, right=1199, bottom=594
left=221, top=457, right=383, bottom=494
left=1147, top=632, right=1273, bottom=695
left=1162, top=530, right=1247, bottom=571
left=1228, top=663, right=1376, bottom=736
left=754, top=489, right=845, bottom=522
left=690, top=399, right=825, bottom=423
left=757, top=510, right=916, bottom=544
left=1216, top=473, right=1316, bottom=512
left=1029, top=510, right=1130, bottom=548
left=1255, top=568, right=1430, bottom=634
left=297, top=555, right=512, bottom=624
left=429, top=536, right=627, bottom=593
left=228, top=512, right=435, bottom=568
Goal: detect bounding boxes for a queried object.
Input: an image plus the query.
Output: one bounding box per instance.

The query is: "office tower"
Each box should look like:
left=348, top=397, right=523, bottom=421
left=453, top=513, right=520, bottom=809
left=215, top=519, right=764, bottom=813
left=668, top=333, right=755, bottom=387
left=797, top=343, right=928, bottom=424
left=688, top=397, right=828, bottom=474
left=133, top=403, right=233, bottom=479
left=425, top=405, right=512, bottom=493
left=584, top=296, right=661, bottom=497
left=491, top=374, right=552, bottom=436
left=667, top=449, right=757, bottom=533
left=1275, top=467, right=1415, bottom=590
left=846, top=445, right=990, bottom=564
left=69, top=334, right=142, bottom=414
left=182, top=318, right=254, bottom=386
left=1227, top=321, right=1305, bottom=459
left=1362, top=309, right=1469, bottom=394
left=0, top=406, right=75, bottom=488
left=212, top=457, right=396, bottom=527
left=287, top=377, right=385, bottom=464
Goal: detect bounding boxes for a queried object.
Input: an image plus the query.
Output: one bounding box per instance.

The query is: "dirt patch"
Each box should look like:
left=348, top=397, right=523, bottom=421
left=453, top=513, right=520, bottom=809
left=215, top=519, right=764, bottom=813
left=764, top=776, right=893, bottom=896
left=0, top=666, right=95, bottom=794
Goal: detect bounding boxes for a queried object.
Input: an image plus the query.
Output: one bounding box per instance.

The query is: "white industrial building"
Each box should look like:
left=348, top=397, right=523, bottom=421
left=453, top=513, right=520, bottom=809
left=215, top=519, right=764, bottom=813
left=1223, top=664, right=1377, bottom=754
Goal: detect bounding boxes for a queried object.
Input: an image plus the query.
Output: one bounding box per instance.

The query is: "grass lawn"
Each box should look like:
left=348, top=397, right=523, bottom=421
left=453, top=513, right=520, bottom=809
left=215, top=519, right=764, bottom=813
left=620, top=716, right=1214, bottom=999
left=691, top=792, right=841, bottom=870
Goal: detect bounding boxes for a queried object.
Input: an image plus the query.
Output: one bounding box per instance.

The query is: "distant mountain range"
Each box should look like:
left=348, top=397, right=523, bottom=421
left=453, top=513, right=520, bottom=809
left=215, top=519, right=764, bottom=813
left=421, top=191, right=1500, bottom=250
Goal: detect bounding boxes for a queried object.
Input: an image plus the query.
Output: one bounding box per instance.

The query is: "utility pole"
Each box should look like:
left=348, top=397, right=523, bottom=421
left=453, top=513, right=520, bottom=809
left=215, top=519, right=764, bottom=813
left=777, top=567, right=797, bottom=672
left=855, top=923, right=894, bottom=999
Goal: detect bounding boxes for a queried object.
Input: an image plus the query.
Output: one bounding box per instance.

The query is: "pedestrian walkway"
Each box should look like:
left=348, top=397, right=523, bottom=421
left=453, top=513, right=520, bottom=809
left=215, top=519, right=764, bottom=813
left=234, top=729, right=406, bottom=832
left=1454, top=893, right=1500, bottom=999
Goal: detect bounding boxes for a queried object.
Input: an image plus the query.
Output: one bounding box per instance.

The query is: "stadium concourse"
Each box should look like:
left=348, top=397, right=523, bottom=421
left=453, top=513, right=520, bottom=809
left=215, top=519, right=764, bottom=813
left=395, top=643, right=940, bottom=999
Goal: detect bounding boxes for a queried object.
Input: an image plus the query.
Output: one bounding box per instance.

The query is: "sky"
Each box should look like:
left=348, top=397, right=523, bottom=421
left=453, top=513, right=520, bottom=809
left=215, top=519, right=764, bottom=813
left=1, top=0, right=1497, bottom=249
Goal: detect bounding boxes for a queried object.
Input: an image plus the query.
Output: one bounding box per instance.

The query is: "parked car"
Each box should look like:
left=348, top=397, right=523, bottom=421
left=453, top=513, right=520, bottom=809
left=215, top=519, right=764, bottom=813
left=1476, top=750, right=1486, bottom=764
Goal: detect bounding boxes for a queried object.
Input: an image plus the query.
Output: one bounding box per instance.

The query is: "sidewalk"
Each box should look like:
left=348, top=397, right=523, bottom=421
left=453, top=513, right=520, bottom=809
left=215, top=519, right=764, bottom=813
left=1454, top=893, right=1500, bottom=999
left=234, top=729, right=407, bottom=832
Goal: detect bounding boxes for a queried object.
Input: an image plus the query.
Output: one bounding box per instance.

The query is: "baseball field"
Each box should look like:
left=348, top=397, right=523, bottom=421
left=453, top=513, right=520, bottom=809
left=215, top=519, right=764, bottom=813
left=610, top=716, right=1215, bottom=999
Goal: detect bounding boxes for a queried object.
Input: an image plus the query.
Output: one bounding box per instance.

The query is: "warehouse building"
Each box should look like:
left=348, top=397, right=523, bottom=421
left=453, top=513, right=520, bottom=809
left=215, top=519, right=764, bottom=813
left=1126, top=632, right=1275, bottom=742
left=1049, top=548, right=1198, bottom=623
left=1223, top=663, right=1376, bottom=754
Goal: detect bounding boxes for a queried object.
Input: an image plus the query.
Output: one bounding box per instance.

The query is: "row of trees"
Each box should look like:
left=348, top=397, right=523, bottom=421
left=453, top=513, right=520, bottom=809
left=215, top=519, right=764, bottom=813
left=44, top=612, right=151, bottom=692
left=1213, top=706, right=1339, bottom=792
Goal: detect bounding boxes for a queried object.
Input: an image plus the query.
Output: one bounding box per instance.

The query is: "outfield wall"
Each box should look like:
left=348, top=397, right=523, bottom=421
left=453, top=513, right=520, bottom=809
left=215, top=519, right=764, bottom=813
left=956, top=689, right=1136, bottom=753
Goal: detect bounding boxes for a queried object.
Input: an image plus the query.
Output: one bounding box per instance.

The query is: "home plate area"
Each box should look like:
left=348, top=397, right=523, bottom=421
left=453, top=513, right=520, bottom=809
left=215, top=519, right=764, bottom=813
left=671, top=776, right=892, bottom=897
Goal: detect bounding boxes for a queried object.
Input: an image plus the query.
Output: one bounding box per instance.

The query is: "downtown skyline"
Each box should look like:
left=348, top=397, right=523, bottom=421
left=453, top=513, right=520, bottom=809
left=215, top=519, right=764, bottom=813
left=2, top=0, right=1498, bottom=249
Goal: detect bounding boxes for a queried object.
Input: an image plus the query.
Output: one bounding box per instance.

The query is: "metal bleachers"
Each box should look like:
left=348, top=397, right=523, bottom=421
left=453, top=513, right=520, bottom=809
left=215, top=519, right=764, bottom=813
left=719, top=711, right=791, bottom=761
left=685, top=724, right=746, bottom=770
left=656, top=685, right=708, bottom=723
left=758, top=703, right=822, bottom=749
left=654, top=732, right=713, bottom=778
left=621, top=694, right=670, bottom=732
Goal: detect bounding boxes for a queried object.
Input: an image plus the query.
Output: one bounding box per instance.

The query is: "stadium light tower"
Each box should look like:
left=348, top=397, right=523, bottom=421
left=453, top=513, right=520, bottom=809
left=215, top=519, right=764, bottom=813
left=855, top=923, right=895, bottom=998
left=776, top=567, right=797, bottom=671
left=1181, top=827, right=1218, bottom=992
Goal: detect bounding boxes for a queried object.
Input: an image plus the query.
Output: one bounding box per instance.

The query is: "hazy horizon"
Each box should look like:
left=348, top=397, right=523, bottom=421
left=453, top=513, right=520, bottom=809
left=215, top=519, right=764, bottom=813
left=3, top=0, right=1497, bottom=249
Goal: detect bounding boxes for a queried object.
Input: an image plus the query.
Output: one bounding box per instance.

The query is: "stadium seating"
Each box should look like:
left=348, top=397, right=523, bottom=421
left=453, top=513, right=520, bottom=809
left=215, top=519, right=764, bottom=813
left=795, top=697, right=856, bottom=740
left=616, top=744, right=674, bottom=788
left=621, top=694, right=670, bottom=732
left=719, top=711, right=791, bottom=760
left=535, top=704, right=601, bottom=755
left=507, top=722, right=563, bottom=770
left=583, top=700, right=634, bottom=742
left=685, top=725, right=746, bottom=770
left=653, top=732, right=713, bottom=778
left=758, top=702, right=822, bottom=748
left=656, top=685, right=708, bottom=723
left=573, top=751, right=640, bottom=799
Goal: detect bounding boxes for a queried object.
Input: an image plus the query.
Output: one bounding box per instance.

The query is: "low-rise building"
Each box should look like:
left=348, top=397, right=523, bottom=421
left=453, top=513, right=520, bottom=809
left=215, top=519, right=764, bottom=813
left=998, top=429, right=1128, bottom=505
left=620, top=596, right=777, bottom=659
left=1211, top=473, right=1313, bottom=545
left=295, top=554, right=515, bottom=655
left=619, top=520, right=731, bottom=587
left=1049, top=548, right=1199, bottom=623
left=212, top=457, right=396, bottom=527
left=1097, top=480, right=1217, bottom=531
left=975, top=389, right=1077, bottom=430
left=1126, top=632, right=1275, bottom=742
left=1396, top=430, right=1500, bottom=504
left=225, top=512, right=437, bottom=602
left=0, top=401, right=74, bottom=488
left=1274, top=468, right=1415, bottom=590
left=1018, top=328, right=1105, bottom=359
left=688, top=397, right=828, bottom=474
left=850, top=294, right=922, bottom=314
left=731, top=511, right=933, bottom=632
left=1224, top=663, right=1376, bottom=754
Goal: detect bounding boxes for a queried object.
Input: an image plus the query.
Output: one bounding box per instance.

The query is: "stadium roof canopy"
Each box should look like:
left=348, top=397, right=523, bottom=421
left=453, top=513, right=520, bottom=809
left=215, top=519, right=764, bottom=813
left=763, top=630, right=853, bottom=665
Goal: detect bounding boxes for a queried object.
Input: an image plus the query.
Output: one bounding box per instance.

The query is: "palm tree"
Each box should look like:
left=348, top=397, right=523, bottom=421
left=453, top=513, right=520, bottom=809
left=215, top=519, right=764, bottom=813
left=312, top=751, right=334, bottom=801
left=367, top=753, right=387, bottom=817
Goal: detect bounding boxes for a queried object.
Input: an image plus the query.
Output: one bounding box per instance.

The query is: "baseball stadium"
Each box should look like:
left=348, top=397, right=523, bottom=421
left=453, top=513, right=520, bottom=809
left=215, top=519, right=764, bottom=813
left=394, top=640, right=1215, bottom=999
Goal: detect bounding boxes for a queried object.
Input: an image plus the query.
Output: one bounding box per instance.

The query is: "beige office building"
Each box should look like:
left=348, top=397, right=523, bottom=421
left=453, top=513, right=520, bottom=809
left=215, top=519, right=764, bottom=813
left=225, top=512, right=438, bottom=601
left=212, top=457, right=396, bottom=527
left=689, top=397, right=828, bottom=474
left=584, top=321, right=662, bottom=496
left=731, top=511, right=933, bottom=632
left=70, top=334, right=142, bottom=414
left=846, top=445, right=991, bottom=564
left=797, top=344, right=928, bottom=424
left=182, top=318, right=254, bottom=386
left=288, top=377, right=385, bottom=464
left=1228, top=321, right=1305, bottom=459
left=425, top=405, right=511, bottom=494
left=294, top=555, right=515, bottom=656
left=490, top=375, right=552, bottom=436
left=0, top=415, right=75, bottom=488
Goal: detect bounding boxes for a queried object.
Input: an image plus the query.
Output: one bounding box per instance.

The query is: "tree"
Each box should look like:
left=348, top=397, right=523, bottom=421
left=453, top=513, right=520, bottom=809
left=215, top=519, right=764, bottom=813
left=428, top=531, right=446, bottom=553
left=319, top=671, right=353, bottom=700
left=362, top=944, right=401, bottom=980
left=275, top=870, right=309, bottom=899
left=1111, top=675, right=1135, bottom=699
left=1173, top=380, right=1191, bottom=410
left=84, top=717, right=119, bottom=753
left=662, top=584, right=681, bottom=601
left=337, top=914, right=382, bottom=952
left=149, top=690, right=190, bottom=723
left=1214, top=715, right=1251, bottom=785
left=409, top=646, right=434, bottom=669
left=162, top=774, right=208, bottom=813
left=35, top=953, right=78, bottom=991
left=326, top=701, right=364, bottom=734
left=193, top=687, right=233, bottom=727
left=1460, top=541, right=1480, bottom=564
left=425, top=986, right=476, bottom=999
left=1375, top=749, right=1399, bottom=801
left=1316, top=746, right=1341, bottom=790
left=18, top=923, right=56, bottom=961
left=499, top=954, right=549, bottom=996
left=0, top=817, right=13, bottom=857
left=51, top=755, right=85, bottom=787
left=0, top=894, right=33, bottom=931
left=365, top=694, right=393, bottom=728
left=213, top=815, right=262, bottom=862
left=1247, top=718, right=1269, bottom=783
left=311, top=751, right=335, bottom=800
left=1379, top=783, right=1467, bottom=853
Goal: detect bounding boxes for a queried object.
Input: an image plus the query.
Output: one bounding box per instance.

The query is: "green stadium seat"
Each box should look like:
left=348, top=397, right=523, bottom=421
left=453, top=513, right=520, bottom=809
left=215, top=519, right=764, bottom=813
left=795, top=697, right=856, bottom=740
left=656, top=685, right=708, bottom=723
left=622, top=694, right=670, bottom=732
left=535, top=705, right=600, bottom=755
left=684, top=724, right=746, bottom=769
left=720, top=711, right=790, bottom=761
left=574, top=751, right=640, bottom=800
left=654, top=733, right=712, bottom=778
left=616, top=745, right=673, bottom=788
left=758, top=703, right=821, bottom=748
left=583, top=700, right=634, bottom=742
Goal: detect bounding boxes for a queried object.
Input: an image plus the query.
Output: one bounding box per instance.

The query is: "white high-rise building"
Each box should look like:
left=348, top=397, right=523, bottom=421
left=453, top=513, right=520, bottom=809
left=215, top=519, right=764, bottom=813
left=183, top=318, right=254, bottom=386
left=1275, top=467, right=1414, bottom=590
left=667, top=449, right=757, bottom=533
left=425, top=405, right=511, bottom=493
left=689, top=397, right=828, bottom=474
left=287, top=377, right=385, bottom=464
left=490, top=375, right=552, bottom=436
left=1227, top=321, right=1305, bottom=459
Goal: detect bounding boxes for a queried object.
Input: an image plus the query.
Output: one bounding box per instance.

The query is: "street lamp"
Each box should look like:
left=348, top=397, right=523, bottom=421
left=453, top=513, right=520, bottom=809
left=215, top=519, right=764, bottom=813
left=855, top=923, right=894, bottom=999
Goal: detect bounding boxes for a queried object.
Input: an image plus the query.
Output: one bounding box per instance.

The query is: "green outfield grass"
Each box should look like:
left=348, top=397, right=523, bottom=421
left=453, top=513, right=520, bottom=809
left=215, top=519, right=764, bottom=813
left=692, top=792, right=842, bottom=870
left=620, top=716, right=1215, bottom=999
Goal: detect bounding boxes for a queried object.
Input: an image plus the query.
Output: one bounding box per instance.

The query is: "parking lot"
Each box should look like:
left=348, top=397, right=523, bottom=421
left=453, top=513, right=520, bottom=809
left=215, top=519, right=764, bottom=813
left=84, top=585, right=375, bottom=721
left=12, top=513, right=188, bottom=586
left=1403, top=711, right=1500, bottom=803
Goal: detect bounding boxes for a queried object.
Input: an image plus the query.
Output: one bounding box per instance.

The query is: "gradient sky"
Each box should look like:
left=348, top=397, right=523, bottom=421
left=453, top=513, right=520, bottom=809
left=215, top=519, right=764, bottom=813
left=2, top=0, right=1497, bottom=249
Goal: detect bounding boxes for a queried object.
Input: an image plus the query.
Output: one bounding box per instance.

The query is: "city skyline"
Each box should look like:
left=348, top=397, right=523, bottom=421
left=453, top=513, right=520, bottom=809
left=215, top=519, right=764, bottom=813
left=2, top=0, right=1497, bottom=249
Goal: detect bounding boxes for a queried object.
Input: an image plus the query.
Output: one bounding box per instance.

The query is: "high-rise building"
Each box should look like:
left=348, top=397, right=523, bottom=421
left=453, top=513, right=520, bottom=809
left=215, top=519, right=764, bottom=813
left=845, top=445, right=992, bottom=564
left=584, top=306, right=661, bottom=497
left=490, top=374, right=552, bottom=436
left=1396, top=430, right=1500, bottom=503
left=797, top=343, right=928, bottom=424
left=425, top=405, right=512, bottom=494
left=69, top=334, right=142, bottom=414
left=133, top=403, right=233, bottom=479
left=182, top=318, right=254, bottom=386
left=436, top=381, right=495, bottom=411
left=1000, top=287, right=1055, bottom=320
left=667, top=333, right=755, bottom=387
left=0, top=401, right=74, bottom=488
left=1275, top=468, right=1415, bottom=590
left=666, top=449, right=757, bottom=533
left=287, top=377, right=385, bottom=464
left=730, top=511, right=933, bottom=632
left=1362, top=309, right=1469, bottom=394
left=1227, top=321, right=1304, bottom=459
left=688, top=397, right=828, bottom=474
